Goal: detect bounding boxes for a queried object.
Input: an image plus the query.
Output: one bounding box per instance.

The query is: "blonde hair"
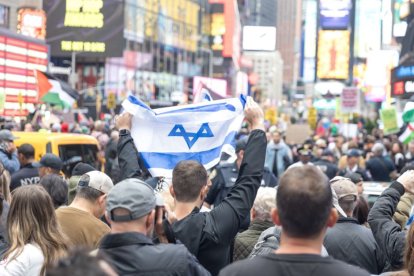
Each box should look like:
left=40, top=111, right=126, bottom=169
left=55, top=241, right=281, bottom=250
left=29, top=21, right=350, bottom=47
left=4, top=185, right=68, bottom=275
left=0, top=169, right=11, bottom=203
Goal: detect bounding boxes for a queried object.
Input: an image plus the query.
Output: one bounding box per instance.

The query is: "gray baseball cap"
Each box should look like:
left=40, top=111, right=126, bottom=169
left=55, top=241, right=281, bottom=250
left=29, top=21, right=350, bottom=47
left=106, top=178, right=158, bottom=222
left=0, top=130, right=18, bottom=141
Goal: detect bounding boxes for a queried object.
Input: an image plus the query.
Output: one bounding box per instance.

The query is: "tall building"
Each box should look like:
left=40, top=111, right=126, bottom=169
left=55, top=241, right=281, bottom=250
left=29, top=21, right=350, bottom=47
left=276, top=0, right=302, bottom=86
left=243, top=51, right=283, bottom=102
left=242, top=0, right=277, bottom=27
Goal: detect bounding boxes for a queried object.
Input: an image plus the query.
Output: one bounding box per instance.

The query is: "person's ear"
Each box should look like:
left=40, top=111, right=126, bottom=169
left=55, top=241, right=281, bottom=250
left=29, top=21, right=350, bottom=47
left=200, top=182, right=210, bottom=201
left=271, top=208, right=281, bottom=226
left=147, top=210, right=155, bottom=229
left=251, top=208, right=256, bottom=220
left=104, top=212, right=112, bottom=226
left=169, top=185, right=176, bottom=199
left=98, top=194, right=107, bottom=206
left=327, top=208, right=338, bottom=228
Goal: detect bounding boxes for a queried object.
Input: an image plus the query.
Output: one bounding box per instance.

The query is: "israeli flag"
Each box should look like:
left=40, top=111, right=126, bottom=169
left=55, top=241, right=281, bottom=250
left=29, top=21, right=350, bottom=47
left=122, top=95, right=246, bottom=178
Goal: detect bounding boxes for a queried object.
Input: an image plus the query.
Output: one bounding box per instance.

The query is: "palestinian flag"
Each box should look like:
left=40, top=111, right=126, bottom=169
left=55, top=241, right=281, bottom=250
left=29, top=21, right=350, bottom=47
left=35, top=70, right=78, bottom=107
left=400, top=102, right=414, bottom=144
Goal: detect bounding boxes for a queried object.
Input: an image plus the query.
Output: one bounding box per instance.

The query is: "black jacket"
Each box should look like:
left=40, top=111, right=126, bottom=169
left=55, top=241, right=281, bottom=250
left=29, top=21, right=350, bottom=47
left=171, top=130, right=266, bottom=275
left=206, top=163, right=277, bottom=207
left=117, top=132, right=151, bottom=180
left=324, top=217, right=386, bottom=274
left=99, top=232, right=210, bottom=276
left=10, top=163, right=40, bottom=191
left=314, top=159, right=338, bottom=180
left=118, top=129, right=267, bottom=276
left=368, top=181, right=406, bottom=270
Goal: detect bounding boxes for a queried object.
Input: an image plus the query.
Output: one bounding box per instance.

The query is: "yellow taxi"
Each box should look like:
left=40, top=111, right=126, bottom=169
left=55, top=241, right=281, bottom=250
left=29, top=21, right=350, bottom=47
left=12, top=131, right=101, bottom=175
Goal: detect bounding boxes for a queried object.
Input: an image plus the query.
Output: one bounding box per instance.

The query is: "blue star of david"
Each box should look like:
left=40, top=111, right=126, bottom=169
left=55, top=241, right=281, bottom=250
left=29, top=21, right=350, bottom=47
left=168, top=123, right=214, bottom=149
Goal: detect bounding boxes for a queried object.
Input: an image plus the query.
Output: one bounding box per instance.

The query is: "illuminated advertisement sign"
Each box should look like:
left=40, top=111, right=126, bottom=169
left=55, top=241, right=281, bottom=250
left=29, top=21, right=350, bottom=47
left=242, top=26, right=276, bottom=51
left=319, top=0, right=352, bottom=29
left=391, top=63, right=414, bottom=98
left=17, top=9, right=46, bottom=40
left=43, top=0, right=124, bottom=57
left=209, top=0, right=238, bottom=58
left=144, top=0, right=199, bottom=52
left=316, top=30, right=350, bottom=80
left=0, top=29, right=49, bottom=116
left=365, top=50, right=398, bottom=102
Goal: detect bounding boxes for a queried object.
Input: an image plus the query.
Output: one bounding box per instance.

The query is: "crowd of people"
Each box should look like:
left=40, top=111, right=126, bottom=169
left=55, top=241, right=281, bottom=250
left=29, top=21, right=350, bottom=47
left=0, top=99, right=413, bottom=275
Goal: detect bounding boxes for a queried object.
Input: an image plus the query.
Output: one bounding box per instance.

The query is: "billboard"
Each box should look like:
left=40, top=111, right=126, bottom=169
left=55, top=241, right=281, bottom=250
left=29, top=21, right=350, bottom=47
left=242, top=26, right=276, bottom=51
left=365, top=50, right=398, bottom=102
left=0, top=29, right=48, bottom=116
left=391, top=63, right=414, bottom=98
left=209, top=0, right=238, bottom=58
left=144, top=0, right=199, bottom=52
left=316, top=30, right=350, bottom=80
left=319, top=0, right=352, bottom=29
left=43, top=0, right=125, bottom=57
left=17, top=9, right=47, bottom=40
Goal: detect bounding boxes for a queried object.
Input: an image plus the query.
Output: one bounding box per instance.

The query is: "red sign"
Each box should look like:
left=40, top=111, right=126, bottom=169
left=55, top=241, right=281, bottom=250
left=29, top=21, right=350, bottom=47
left=0, top=31, right=48, bottom=116
left=393, top=81, right=405, bottom=95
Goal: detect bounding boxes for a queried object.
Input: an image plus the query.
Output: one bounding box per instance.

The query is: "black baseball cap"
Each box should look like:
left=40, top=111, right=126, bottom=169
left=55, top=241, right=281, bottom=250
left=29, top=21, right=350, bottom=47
left=33, top=153, right=63, bottom=171
left=71, top=162, right=97, bottom=176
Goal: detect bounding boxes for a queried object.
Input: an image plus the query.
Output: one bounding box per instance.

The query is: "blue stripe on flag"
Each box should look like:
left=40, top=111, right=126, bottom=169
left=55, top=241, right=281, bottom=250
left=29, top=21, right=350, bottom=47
left=140, top=131, right=237, bottom=170
left=128, top=95, right=152, bottom=111
left=159, top=102, right=236, bottom=115
left=240, top=94, right=246, bottom=108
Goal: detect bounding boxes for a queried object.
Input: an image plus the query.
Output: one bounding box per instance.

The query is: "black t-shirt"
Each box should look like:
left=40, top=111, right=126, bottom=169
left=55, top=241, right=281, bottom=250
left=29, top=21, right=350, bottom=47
left=10, top=163, right=40, bottom=191
left=219, top=253, right=370, bottom=276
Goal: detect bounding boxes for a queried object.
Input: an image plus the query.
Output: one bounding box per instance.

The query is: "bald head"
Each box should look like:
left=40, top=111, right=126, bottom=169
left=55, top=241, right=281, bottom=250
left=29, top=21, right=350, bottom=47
left=277, top=166, right=332, bottom=239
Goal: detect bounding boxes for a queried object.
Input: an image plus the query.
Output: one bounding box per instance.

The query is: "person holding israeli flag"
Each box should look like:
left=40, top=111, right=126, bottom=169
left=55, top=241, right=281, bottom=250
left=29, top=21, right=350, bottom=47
left=115, top=96, right=266, bottom=276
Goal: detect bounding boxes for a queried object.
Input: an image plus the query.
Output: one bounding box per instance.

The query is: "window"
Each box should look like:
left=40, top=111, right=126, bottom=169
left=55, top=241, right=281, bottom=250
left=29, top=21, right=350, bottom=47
left=0, top=5, right=9, bottom=28
left=58, top=144, right=100, bottom=176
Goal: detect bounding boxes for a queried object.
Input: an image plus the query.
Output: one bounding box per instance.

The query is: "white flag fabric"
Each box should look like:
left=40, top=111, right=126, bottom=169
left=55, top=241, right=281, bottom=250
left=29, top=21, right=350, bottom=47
left=122, top=95, right=246, bottom=178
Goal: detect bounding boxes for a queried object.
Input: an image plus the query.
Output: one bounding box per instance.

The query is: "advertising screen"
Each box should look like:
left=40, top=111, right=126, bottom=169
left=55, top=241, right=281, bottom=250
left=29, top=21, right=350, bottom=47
left=17, top=9, right=47, bottom=40
left=319, top=0, right=352, bottom=29
left=144, top=0, right=199, bottom=52
left=43, top=0, right=124, bottom=57
left=0, top=29, right=48, bottom=116
left=391, top=63, right=414, bottom=98
left=242, top=26, right=276, bottom=51
left=316, top=30, right=350, bottom=80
